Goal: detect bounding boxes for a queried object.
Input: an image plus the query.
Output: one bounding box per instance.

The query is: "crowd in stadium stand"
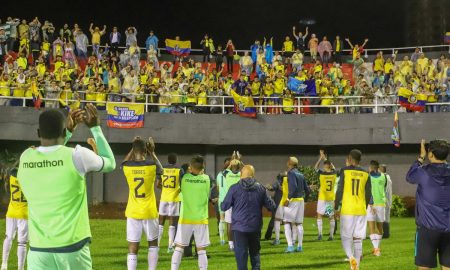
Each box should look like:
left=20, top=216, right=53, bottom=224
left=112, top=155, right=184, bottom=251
left=0, top=17, right=449, bottom=114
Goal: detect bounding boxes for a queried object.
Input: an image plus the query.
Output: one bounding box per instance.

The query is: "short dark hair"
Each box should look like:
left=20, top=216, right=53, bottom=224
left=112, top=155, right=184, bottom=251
left=38, top=109, right=65, bottom=139
left=324, top=160, right=332, bottom=165
left=181, top=163, right=189, bottom=173
left=370, top=160, right=379, bottom=169
left=132, top=138, right=147, bottom=154
left=428, top=140, right=450, bottom=160
left=224, top=157, right=231, bottom=164
left=190, top=155, right=205, bottom=171
left=168, top=153, right=177, bottom=164
left=349, top=149, right=362, bottom=162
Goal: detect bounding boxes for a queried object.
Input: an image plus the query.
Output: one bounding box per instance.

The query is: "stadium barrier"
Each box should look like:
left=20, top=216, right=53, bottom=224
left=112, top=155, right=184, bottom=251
left=0, top=90, right=446, bottom=114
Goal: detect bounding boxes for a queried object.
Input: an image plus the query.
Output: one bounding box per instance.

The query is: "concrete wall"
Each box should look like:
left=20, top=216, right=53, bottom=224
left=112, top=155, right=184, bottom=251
left=1, top=106, right=449, bottom=201
left=1, top=106, right=450, bottom=145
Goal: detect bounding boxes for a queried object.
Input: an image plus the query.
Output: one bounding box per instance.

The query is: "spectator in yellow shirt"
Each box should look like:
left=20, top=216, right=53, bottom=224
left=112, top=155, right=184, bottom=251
left=282, top=36, right=294, bottom=64
left=89, top=23, right=106, bottom=57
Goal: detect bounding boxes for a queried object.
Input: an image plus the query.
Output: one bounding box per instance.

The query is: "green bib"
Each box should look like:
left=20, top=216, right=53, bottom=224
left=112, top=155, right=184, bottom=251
left=370, top=173, right=387, bottom=206
left=224, top=170, right=241, bottom=196
left=179, top=173, right=210, bottom=224
left=18, top=146, right=90, bottom=249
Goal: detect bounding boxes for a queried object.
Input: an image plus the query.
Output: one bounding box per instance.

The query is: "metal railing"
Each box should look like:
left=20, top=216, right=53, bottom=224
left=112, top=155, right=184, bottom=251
left=1, top=90, right=447, bottom=115
left=93, top=43, right=450, bottom=59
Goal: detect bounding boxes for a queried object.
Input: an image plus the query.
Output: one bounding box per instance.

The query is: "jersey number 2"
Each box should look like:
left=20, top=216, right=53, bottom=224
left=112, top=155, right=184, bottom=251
left=11, top=185, right=27, bottom=202
left=351, top=179, right=360, bottom=196
left=134, top=178, right=145, bottom=198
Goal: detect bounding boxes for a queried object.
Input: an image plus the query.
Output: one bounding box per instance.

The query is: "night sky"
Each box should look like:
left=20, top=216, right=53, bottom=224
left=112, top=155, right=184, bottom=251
left=1, top=0, right=407, bottom=50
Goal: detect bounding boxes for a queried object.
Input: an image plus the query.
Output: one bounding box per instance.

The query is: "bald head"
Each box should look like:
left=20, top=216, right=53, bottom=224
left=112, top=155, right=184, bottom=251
left=241, top=165, right=255, bottom=179
left=287, top=156, right=298, bottom=169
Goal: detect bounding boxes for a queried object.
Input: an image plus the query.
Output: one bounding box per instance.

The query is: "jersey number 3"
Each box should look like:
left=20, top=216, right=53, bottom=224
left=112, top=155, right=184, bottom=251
left=326, top=180, right=333, bottom=191
left=134, top=178, right=145, bottom=198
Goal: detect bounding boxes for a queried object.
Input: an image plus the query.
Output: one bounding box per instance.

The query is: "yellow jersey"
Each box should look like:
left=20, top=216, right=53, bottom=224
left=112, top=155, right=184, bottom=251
left=6, top=169, right=28, bottom=219
left=0, top=80, right=11, bottom=96
left=318, top=170, right=337, bottom=201
left=283, top=41, right=294, bottom=52
left=123, top=160, right=159, bottom=219
left=274, top=78, right=285, bottom=94
left=279, top=176, right=289, bottom=206
left=282, top=96, right=294, bottom=112
left=336, top=166, right=370, bottom=216
left=160, top=166, right=182, bottom=203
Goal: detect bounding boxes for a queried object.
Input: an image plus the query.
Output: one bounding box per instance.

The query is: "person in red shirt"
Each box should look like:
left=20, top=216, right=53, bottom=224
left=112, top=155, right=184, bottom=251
left=225, top=39, right=235, bottom=74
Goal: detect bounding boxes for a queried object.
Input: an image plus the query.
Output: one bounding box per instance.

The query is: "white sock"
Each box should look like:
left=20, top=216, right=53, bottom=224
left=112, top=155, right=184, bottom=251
left=148, top=247, right=159, bottom=270
left=329, top=219, right=335, bottom=238
left=377, top=234, right=382, bottom=249
left=292, top=224, right=297, bottom=245
left=342, top=238, right=354, bottom=259
left=317, top=219, right=323, bottom=235
left=168, top=226, right=176, bottom=247
left=2, top=237, right=12, bottom=266
left=171, top=247, right=183, bottom=270
left=158, top=225, right=164, bottom=246
left=353, top=239, right=363, bottom=266
left=297, top=224, right=304, bottom=247
left=228, top=241, right=234, bottom=249
left=17, top=243, right=26, bottom=270
left=219, top=221, right=225, bottom=241
left=274, top=220, right=281, bottom=241
left=370, top=234, right=378, bottom=249
left=284, top=223, right=293, bottom=246
left=197, top=250, right=208, bottom=270
left=127, top=253, right=137, bottom=270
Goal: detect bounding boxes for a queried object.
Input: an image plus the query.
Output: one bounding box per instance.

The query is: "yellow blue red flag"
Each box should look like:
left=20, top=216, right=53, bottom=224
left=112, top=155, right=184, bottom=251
left=231, top=90, right=257, bottom=118
left=165, top=39, right=191, bottom=56
left=397, top=87, right=427, bottom=112
left=107, top=103, right=145, bottom=128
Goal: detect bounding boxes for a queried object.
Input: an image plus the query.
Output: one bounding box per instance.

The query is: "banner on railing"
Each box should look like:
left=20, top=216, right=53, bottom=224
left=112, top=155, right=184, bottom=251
left=445, top=32, right=450, bottom=44
left=107, top=103, right=144, bottom=129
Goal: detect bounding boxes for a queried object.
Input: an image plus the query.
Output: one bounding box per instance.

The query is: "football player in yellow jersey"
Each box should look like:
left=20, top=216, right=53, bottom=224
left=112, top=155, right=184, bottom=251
left=157, top=153, right=184, bottom=253
left=314, top=150, right=337, bottom=241
left=122, top=137, right=163, bottom=270
left=1, top=166, right=28, bottom=270
left=335, top=149, right=371, bottom=270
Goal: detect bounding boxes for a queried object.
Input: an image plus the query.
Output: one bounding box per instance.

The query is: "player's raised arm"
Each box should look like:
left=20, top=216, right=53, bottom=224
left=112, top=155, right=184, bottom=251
left=146, top=137, right=163, bottom=177
left=64, top=109, right=84, bottom=145
left=406, top=139, right=427, bottom=184
left=82, top=103, right=116, bottom=173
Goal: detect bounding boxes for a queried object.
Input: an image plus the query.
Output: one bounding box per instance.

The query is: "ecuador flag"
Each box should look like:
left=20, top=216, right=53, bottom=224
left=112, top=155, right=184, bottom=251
left=397, top=87, right=427, bottom=112
left=165, top=39, right=191, bottom=57
left=231, top=90, right=257, bottom=118
left=445, top=32, right=450, bottom=44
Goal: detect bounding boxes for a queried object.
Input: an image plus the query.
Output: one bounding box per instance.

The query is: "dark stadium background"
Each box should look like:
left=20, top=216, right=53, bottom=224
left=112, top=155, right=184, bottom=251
left=2, top=0, right=410, bottom=49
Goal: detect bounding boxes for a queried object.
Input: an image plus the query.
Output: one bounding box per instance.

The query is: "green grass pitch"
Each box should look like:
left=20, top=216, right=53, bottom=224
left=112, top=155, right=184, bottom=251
left=0, top=217, right=417, bottom=269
